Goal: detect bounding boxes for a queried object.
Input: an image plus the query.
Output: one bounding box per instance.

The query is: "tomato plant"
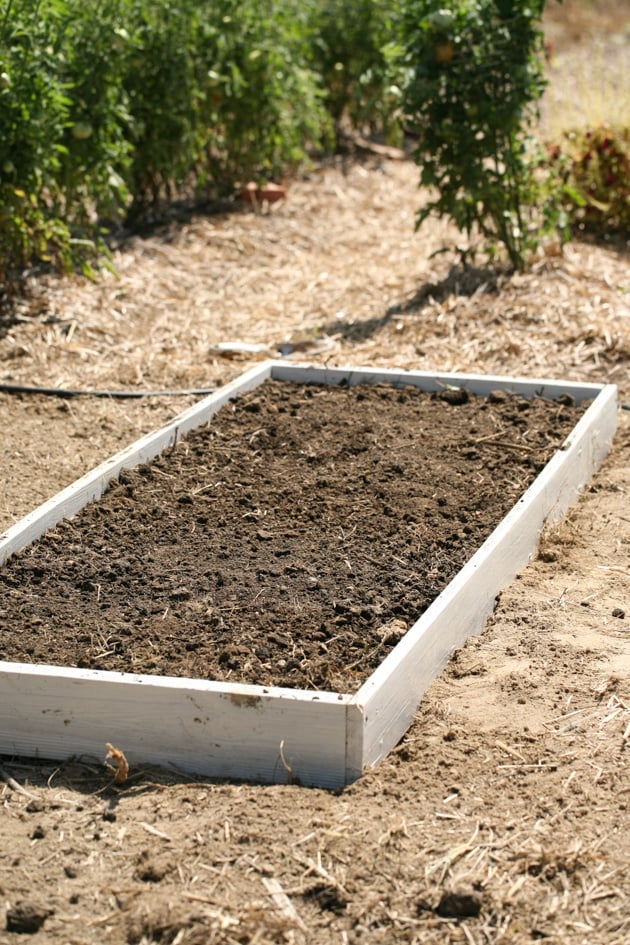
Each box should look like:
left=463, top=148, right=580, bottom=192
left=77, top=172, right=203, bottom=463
left=57, top=0, right=132, bottom=227
left=0, top=0, right=73, bottom=286
left=191, top=0, right=329, bottom=203
left=116, top=0, right=330, bottom=218
left=306, top=0, right=403, bottom=143
left=400, top=0, right=565, bottom=270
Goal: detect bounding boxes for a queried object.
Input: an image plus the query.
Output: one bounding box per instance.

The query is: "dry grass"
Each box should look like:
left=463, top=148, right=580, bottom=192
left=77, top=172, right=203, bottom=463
left=541, top=0, right=630, bottom=136
left=543, top=0, right=630, bottom=51
left=540, top=38, right=630, bottom=138
left=2, top=159, right=628, bottom=402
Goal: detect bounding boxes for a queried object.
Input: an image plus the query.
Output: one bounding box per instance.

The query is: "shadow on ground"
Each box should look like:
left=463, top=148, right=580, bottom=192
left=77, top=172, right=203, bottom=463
left=319, top=263, right=505, bottom=343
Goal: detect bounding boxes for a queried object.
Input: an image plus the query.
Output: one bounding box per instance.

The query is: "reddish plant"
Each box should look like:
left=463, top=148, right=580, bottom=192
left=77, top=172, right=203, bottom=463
left=548, top=125, right=630, bottom=237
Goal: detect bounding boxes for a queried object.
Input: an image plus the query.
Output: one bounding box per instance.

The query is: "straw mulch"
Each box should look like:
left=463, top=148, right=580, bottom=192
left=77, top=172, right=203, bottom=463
left=3, top=157, right=628, bottom=402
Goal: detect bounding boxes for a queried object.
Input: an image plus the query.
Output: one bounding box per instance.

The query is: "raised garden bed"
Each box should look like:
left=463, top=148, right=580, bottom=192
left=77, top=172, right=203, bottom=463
left=0, top=363, right=617, bottom=788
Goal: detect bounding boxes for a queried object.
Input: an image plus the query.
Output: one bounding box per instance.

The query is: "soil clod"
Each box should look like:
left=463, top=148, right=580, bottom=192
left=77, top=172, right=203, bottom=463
left=6, top=902, right=54, bottom=935
left=436, top=887, right=483, bottom=919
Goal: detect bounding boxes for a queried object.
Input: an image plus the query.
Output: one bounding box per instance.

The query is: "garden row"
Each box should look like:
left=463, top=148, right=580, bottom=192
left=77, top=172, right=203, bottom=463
left=1, top=0, right=628, bottom=287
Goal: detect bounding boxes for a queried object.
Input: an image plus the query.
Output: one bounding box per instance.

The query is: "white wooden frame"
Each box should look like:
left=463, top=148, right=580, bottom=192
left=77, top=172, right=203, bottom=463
left=0, top=362, right=617, bottom=788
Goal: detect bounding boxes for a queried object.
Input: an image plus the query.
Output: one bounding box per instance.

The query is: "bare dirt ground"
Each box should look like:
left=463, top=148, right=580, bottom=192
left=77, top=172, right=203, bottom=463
left=1, top=6, right=629, bottom=942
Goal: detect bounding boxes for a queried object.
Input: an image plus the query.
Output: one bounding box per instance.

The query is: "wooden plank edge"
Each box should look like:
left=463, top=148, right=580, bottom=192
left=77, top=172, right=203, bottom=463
left=0, top=661, right=354, bottom=789
left=0, top=362, right=617, bottom=786
left=269, top=361, right=607, bottom=402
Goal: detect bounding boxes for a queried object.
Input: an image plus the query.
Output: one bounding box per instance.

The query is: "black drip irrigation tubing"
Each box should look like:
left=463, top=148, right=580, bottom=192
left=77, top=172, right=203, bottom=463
left=0, top=382, right=216, bottom=399
left=0, top=381, right=629, bottom=410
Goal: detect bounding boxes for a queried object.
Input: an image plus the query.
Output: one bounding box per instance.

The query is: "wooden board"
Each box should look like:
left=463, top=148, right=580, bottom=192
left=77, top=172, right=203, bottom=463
left=0, top=663, right=356, bottom=789
left=0, top=362, right=618, bottom=788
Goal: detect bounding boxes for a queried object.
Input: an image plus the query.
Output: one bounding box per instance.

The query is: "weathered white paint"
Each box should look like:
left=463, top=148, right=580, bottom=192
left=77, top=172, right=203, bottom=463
left=0, top=363, right=618, bottom=787
left=269, top=361, right=608, bottom=403
left=0, top=662, right=356, bottom=789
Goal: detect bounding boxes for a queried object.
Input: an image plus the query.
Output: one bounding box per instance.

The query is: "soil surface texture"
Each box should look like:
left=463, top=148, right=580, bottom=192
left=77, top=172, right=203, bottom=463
left=0, top=381, right=587, bottom=691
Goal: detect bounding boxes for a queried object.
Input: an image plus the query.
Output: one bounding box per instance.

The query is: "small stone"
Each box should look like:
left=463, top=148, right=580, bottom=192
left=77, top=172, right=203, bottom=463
left=6, top=902, right=54, bottom=934
left=555, top=393, right=575, bottom=407
left=24, top=799, right=45, bottom=814
left=612, top=608, right=625, bottom=620
left=436, top=887, right=482, bottom=918
left=378, top=619, right=407, bottom=645
left=256, top=529, right=274, bottom=540
left=439, top=387, right=469, bottom=405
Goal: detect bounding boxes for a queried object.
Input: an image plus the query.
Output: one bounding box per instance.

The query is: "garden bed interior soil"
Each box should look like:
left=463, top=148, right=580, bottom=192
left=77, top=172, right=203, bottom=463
left=0, top=379, right=588, bottom=693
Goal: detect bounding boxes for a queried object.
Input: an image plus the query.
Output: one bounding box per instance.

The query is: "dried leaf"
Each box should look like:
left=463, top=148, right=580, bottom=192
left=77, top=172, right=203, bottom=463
left=104, top=742, right=129, bottom=784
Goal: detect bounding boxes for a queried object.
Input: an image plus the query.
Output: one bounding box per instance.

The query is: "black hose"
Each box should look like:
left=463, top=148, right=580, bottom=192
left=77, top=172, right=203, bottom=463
left=0, top=382, right=216, bottom=399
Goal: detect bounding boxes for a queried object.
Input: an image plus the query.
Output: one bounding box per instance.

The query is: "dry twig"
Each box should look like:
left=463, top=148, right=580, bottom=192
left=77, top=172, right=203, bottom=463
left=0, top=766, right=40, bottom=801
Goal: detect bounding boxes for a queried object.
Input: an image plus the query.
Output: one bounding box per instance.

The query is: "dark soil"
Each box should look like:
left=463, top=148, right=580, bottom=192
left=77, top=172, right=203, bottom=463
left=0, top=379, right=587, bottom=692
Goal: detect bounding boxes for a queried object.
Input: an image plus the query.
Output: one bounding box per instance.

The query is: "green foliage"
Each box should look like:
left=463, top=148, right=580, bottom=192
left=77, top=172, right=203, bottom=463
left=0, top=0, right=332, bottom=279
left=196, top=0, right=329, bottom=192
left=57, top=0, right=132, bottom=225
left=548, top=126, right=630, bottom=239
left=56, top=0, right=333, bottom=219
left=0, top=0, right=74, bottom=282
left=121, top=0, right=208, bottom=213
left=307, top=0, right=403, bottom=141
left=7, top=0, right=625, bottom=293
left=0, top=0, right=132, bottom=283
left=400, top=0, right=562, bottom=269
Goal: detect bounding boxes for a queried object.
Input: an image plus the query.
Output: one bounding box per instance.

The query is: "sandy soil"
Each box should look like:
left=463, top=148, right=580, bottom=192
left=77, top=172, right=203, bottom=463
left=0, top=9, right=629, bottom=939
